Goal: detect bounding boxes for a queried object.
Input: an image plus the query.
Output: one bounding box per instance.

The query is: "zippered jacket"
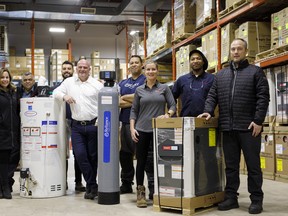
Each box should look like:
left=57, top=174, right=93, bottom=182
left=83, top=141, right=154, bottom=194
left=0, top=89, right=20, bottom=150
left=204, top=59, right=270, bottom=131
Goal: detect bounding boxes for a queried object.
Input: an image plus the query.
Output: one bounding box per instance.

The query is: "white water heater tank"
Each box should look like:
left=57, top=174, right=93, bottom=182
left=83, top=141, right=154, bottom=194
left=20, top=97, right=66, bottom=198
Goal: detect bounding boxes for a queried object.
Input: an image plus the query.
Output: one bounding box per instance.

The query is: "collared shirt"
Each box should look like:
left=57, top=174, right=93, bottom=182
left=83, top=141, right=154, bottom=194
left=21, top=85, right=36, bottom=98
left=172, top=72, right=214, bottom=117
left=53, top=76, right=103, bottom=121
left=130, top=81, right=176, bottom=132
left=118, top=74, right=146, bottom=123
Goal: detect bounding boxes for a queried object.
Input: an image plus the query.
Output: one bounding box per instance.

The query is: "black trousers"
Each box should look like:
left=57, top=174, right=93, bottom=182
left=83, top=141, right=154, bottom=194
left=0, top=150, right=12, bottom=185
left=222, top=131, right=263, bottom=202
left=120, top=124, right=154, bottom=189
left=135, top=131, right=154, bottom=187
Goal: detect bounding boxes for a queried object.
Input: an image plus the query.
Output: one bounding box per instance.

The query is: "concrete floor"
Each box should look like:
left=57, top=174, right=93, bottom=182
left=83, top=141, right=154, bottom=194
left=1, top=157, right=287, bottom=216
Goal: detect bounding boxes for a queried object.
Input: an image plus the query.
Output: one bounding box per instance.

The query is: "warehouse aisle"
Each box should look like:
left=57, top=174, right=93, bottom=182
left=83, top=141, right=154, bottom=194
left=0, top=155, right=287, bottom=216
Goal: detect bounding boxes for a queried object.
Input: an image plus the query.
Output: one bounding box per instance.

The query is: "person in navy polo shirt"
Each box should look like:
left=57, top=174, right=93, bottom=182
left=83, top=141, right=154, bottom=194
left=118, top=55, right=146, bottom=194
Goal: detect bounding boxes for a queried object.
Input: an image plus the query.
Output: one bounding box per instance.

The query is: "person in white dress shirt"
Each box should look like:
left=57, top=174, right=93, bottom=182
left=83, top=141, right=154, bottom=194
left=53, top=59, right=103, bottom=200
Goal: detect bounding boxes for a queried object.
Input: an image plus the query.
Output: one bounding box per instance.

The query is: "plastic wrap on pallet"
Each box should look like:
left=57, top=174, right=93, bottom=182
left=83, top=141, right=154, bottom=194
left=196, top=0, right=216, bottom=28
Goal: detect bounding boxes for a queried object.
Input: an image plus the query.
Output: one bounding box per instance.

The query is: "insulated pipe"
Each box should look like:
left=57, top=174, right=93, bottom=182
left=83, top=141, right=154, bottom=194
left=30, top=15, right=35, bottom=75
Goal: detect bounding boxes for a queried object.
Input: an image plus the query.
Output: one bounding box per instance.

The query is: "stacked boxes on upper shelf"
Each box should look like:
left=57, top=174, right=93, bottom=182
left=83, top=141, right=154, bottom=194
left=236, top=21, right=271, bottom=59
left=175, top=44, right=196, bottom=79
left=221, top=23, right=238, bottom=64
left=146, top=12, right=172, bottom=57
left=196, top=0, right=216, bottom=29
left=202, top=29, right=217, bottom=71
left=50, top=49, right=69, bottom=82
left=173, top=0, right=196, bottom=41
left=26, top=48, right=45, bottom=80
left=271, top=7, right=288, bottom=48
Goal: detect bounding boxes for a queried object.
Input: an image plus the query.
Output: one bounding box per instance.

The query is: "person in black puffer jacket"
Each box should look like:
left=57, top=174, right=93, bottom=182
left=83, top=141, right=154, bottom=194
left=198, top=38, right=269, bottom=214
left=0, top=68, right=20, bottom=199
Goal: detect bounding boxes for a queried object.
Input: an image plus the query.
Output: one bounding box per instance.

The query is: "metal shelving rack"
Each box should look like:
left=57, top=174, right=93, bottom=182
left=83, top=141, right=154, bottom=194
left=143, top=0, right=288, bottom=79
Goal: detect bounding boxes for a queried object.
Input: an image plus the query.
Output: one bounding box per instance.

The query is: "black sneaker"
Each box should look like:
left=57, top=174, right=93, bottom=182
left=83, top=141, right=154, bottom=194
left=218, top=198, right=239, bottom=211
left=75, top=182, right=86, bottom=192
left=249, top=201, right=263, bottom=214
left=120, top=183, right=132, bottom=194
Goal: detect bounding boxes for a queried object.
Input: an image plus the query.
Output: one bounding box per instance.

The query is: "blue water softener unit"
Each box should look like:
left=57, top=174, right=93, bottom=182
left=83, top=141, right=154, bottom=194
left=98, top=71, right=120, bottom=205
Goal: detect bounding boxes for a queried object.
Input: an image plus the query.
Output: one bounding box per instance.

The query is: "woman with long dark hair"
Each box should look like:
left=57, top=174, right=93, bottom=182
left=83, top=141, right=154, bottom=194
left=0, top=68, right=20, bottom=199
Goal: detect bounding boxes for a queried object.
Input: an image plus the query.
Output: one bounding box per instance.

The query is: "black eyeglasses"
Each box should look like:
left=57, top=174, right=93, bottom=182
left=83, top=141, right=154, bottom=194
left=190, top=79, right=204, bottom=91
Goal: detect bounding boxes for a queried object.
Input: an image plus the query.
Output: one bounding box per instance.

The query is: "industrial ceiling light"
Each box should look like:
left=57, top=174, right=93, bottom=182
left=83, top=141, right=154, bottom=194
left=129, top=30, right=139, bottom=36
left=49, top=27, right=65, bottom=33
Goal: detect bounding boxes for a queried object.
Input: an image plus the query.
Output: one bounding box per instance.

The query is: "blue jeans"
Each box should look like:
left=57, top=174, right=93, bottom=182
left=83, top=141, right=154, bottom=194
left=71, top=121, right=98, bottom=190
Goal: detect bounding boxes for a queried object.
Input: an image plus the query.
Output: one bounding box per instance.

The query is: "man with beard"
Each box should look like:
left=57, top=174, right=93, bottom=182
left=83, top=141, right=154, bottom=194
left=52, top=61, right=85, bottom=192
left=172, top=49, right=214, bottom=117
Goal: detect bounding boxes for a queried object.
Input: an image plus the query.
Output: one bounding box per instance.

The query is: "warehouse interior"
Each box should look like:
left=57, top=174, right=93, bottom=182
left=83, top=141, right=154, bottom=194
left=1, top=0, right=288, bottom=215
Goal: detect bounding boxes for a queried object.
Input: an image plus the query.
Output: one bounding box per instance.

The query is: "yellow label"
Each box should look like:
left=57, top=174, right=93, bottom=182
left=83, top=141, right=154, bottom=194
left=278, top=26, right=282, bottom=31
left=209, top=35, right=213, bottom=40
left=208, top=128, right=216, bottom=147
left=286, top=23, right=288, bottom=29
left=202, top=37, right=205, bottom=42
left=243, top=30, right=247, bottom=36
left=224, top=56, right=228, bottom=61
left=260, top=157, right=266, bottom=169
left=221, top=30, right=224, bottom=35
left=286, top=37, right=288, bottom=44
left=277, top=159, right=283, bottom=171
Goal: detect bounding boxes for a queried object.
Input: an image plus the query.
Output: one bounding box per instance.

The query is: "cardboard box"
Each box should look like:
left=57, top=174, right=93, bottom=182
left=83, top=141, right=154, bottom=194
left=261, top=127, right=275, bottom=180
left=196, top=0, right=216, bottom=28
left=174, top=0, right=196, bottom=40
left=221, top=23, right=238, bottom=64
left=274, top=126, right=288, bottom=182
left=236, top=22, right=271, bottom=58
left=202, top=29, right=217, bottom=69
left=153, top=117, right=223, bottom=198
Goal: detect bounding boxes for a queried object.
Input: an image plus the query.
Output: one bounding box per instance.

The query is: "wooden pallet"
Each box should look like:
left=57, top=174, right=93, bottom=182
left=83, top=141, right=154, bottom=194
left=173, top=32, right=194, bottom=43
left=196, top=16, right=216, bottom=31
left=256, top=44, right=288, bottom=61
left=153, top=192, right=224, bottom=216
left=150, top=43, right=172, bottom=58
left=219, top=0, right=252, bottom=18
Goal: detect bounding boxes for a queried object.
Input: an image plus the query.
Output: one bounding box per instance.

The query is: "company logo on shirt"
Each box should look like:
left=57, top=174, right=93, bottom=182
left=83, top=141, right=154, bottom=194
left=124, top=83, right=140, bottom=89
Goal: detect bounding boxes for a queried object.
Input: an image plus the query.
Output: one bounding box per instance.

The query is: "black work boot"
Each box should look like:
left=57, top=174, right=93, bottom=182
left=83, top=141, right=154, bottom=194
left=249, top=201, right=263, bottom=214
left=2, top=182, right=12, bottom=199
left=218, top=198, right=239, bottom=211
left=120, top=182, right=133, bottom=194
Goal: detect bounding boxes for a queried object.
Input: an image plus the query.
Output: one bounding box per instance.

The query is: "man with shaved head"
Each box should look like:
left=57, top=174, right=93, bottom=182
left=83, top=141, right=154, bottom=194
left=54, top=58, right=103, bottom=200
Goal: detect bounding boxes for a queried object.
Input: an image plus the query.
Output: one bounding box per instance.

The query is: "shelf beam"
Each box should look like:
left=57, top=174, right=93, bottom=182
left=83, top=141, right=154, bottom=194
left=218, top=0, right=266, bottom=26
left=173, top=22, right=217, bottom=49
left=256, top=54, right=288, bottom=68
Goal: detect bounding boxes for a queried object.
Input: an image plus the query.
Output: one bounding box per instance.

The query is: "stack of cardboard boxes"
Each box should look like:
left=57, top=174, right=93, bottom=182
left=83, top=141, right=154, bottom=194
left=50, top=49, right=69, bottom=82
